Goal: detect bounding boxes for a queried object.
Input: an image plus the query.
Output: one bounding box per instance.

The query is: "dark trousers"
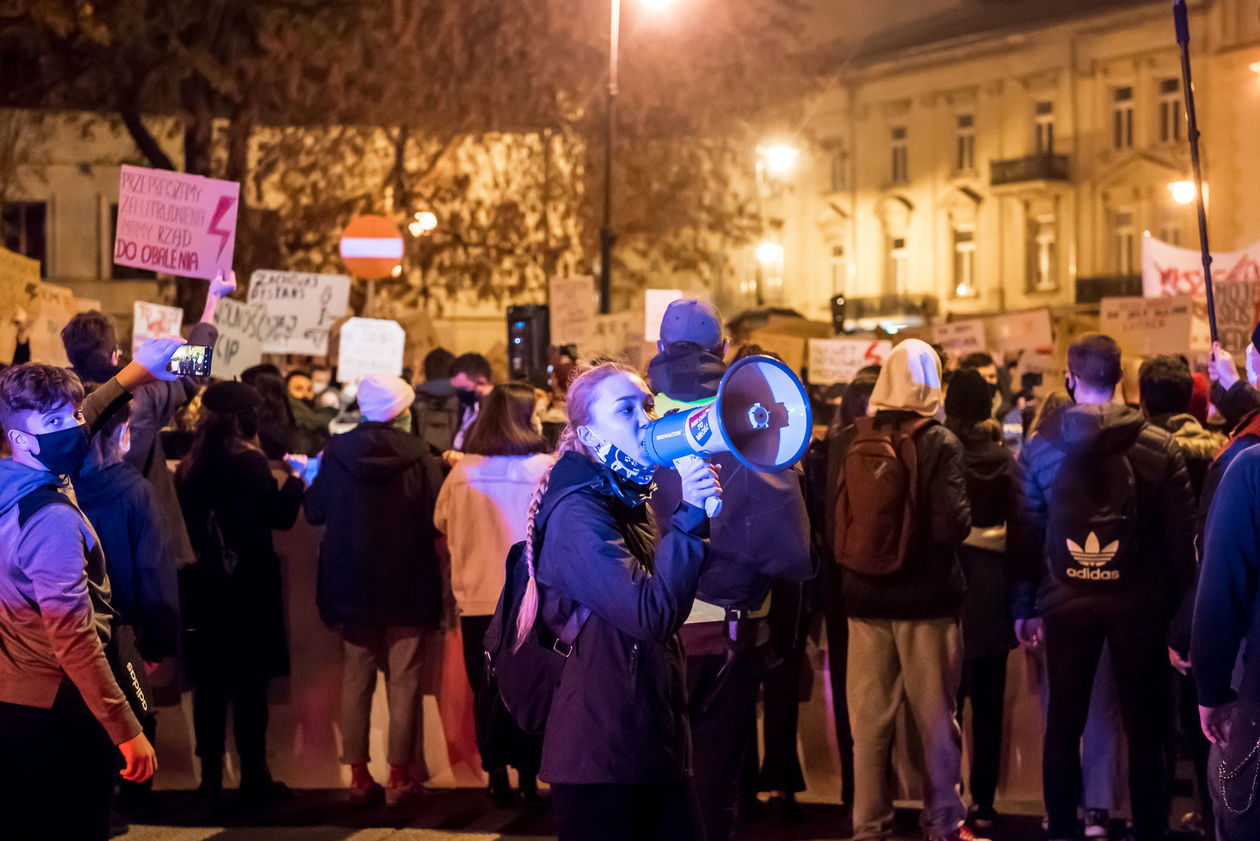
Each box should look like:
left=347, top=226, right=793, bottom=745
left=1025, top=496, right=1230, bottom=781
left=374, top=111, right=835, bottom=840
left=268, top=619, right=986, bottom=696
left=0, top=682, right=119, bottom=841
left=760, top=644, right=807, bottom=794
left=686, top=635, right=766, bottom=841
left=193, top=677, right=272, bottom=788
left=824, top=572, right=855, bottom=804
left=1210, top=699, right=1260, bottom=841
left=551, top=780, right=705, bottom=841
left=1042, top=607, right=1170, bottom=841
left=957, top=652, right=1008, bottom=811
left=1172, top=669, right=1215, bottom=839
left=460, top=614, right=542, bottom=776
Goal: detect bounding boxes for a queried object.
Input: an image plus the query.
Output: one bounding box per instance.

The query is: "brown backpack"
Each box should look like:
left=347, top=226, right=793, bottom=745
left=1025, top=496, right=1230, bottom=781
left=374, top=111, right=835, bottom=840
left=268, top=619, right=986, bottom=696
left=833, top=415, right=933, bottom=576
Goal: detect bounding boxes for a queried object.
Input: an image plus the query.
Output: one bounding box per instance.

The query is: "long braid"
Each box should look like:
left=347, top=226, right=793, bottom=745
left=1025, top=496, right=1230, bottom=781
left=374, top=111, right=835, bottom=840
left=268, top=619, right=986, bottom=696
left=512, top=359, right=639, bottom=650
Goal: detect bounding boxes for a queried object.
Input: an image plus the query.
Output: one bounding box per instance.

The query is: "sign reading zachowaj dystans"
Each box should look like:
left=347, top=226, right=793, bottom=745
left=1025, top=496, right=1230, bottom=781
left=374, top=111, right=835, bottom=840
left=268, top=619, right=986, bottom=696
left=113, top=165, right=239, bottom=281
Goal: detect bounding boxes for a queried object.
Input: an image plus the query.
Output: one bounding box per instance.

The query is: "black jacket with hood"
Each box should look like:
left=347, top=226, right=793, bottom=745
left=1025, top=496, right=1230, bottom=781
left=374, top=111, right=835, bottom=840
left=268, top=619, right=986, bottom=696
left=304, top=421, right=445, bottom=628
left=647, top=345, right=814, bottom=613
left=535, top=450, right=709, bottom=784
left=1012, top=403, right=1196, bottom=621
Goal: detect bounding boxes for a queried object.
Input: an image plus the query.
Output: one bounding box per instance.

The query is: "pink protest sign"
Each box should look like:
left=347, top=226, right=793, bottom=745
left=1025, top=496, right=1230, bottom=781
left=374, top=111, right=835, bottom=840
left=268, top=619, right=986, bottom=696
left=114, top=164, right=239, bottom=281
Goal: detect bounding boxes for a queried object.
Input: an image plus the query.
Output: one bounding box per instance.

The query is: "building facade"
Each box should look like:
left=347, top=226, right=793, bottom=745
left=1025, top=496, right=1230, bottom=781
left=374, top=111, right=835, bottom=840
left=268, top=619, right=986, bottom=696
left=768, top=0, right=1260, bottom=329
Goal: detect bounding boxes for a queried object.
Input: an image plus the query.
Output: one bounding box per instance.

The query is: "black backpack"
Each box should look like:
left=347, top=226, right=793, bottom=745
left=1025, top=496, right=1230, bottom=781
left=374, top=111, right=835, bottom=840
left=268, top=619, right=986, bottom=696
left=1045, top=450, right=1138, bottom=587
left=481, top=486, right=589, bottom=735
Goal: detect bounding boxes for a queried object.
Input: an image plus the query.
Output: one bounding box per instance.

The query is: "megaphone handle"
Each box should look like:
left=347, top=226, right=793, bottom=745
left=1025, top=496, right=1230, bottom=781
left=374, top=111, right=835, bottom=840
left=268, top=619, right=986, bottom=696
left=673, top=455, right=722, bottom=519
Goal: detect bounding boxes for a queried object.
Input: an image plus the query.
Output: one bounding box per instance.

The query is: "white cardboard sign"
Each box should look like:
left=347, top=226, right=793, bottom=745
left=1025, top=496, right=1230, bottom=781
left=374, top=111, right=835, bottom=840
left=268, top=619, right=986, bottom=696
left=212, top=298, right=268, bottom=379
left=338, top=317, right=406, bottom=383
left=1099, top=295, right=1193, bottom=358
left=807, top=339, right=893, bottom=384
left=247, top=270, right=351, bottom=356
left=132, top=300, right=184, bottom=356
left=549, top=275, right=597, bottom=347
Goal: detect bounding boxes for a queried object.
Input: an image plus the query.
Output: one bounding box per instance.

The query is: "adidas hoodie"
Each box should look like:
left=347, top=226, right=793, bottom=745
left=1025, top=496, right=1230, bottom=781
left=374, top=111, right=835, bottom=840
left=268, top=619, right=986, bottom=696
left=1012, top=403, right=1196, bottom=620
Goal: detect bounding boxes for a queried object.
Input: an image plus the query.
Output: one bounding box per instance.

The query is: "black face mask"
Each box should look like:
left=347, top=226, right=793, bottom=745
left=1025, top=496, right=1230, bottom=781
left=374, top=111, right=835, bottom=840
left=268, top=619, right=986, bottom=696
left=1064, top=374, right=1077, bottom=404
left=33, top=424, right=91, bottom=477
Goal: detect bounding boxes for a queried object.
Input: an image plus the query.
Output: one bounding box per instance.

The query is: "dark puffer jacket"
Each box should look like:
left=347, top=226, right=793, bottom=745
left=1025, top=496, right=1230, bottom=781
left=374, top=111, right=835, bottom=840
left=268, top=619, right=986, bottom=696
left=648, top=344, right=814, bottom=611
left=304, top=421, right=445, bottom=628
left=535, top=451, right=709, bottom=784
left=1012, top=403, right=1196, bottom=621
left=825, top=411, right=972, bottom=620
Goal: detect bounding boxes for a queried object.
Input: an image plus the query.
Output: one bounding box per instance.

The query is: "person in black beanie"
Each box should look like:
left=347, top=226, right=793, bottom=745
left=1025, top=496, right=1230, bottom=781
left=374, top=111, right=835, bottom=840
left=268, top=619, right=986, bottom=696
left=944, top=368, right=1018, bottom=831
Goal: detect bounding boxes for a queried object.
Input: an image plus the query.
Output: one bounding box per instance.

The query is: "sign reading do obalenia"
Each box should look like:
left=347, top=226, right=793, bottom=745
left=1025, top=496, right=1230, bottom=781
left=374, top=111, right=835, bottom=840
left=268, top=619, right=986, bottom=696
left=113, top=164, right=240, bottom=281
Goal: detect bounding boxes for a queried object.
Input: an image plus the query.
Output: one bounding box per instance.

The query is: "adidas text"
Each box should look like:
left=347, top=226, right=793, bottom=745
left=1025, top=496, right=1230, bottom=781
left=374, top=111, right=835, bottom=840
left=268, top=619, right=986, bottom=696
left=1066, top=567, right=1119, bottom=581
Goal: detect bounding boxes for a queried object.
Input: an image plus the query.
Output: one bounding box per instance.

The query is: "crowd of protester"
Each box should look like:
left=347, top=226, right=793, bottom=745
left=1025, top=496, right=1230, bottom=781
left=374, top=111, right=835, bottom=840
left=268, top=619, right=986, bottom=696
left=7, top=286, right=1260, bottom=841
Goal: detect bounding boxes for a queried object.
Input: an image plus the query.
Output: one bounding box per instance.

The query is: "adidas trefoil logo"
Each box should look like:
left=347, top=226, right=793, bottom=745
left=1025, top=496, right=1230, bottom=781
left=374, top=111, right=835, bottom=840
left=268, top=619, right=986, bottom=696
left=1065, top=532, right=1120, bottom=581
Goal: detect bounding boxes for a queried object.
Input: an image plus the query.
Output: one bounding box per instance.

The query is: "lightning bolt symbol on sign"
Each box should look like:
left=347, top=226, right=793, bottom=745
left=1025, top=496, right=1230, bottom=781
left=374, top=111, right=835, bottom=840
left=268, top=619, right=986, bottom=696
left=207, top=196, right=237, bottom=259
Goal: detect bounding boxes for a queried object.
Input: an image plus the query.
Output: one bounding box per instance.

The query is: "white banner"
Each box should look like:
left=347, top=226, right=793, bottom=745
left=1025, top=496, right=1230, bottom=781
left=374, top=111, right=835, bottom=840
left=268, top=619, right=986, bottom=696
left=807, top=339, right=892, bottom=384
left=987, top=309, right=1053, bottom=354
left=549, top=275, right=597, bottom=347
left=212, top=298, right=268, bottom=380
left=247, top=270, right=351, bottom=356
left=132, top=300, right=184, bottom=356
left=1142, top=235, right=1260, bottom=353
left=933, top=320, right=987, bottom=362
left=338, top=317, right=405, bottom=384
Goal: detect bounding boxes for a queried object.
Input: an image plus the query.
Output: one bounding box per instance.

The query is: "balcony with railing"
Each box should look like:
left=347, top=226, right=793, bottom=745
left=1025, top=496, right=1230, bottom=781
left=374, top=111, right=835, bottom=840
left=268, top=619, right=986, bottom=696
left=990, top=153, right=1070, bottom=188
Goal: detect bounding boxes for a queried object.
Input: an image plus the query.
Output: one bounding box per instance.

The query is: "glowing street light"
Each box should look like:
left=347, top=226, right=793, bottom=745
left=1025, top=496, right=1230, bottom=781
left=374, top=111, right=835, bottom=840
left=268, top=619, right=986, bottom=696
left=761, top=144, right=799, bottom=176
left=757, top=241, right=783, bottom=265
left=1168, top=180, right=1198, bottom=205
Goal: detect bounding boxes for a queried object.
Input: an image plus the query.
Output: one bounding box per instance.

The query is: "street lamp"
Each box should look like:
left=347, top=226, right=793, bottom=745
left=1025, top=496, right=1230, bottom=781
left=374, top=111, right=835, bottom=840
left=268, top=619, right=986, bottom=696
left=751, top=143, right=798, bottom=305
left=408, top=210, right=438, bottom=237
left=1168, top=180, right=1198, bottom=205
left=600, top=0, right=671, bottom=314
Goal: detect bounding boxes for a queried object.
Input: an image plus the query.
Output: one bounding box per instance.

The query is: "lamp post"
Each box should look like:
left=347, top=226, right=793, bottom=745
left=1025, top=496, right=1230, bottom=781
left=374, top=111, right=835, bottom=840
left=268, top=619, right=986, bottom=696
left=600, top=0, right=670, bottom=314
left=753, top=144, right=798, bottom=306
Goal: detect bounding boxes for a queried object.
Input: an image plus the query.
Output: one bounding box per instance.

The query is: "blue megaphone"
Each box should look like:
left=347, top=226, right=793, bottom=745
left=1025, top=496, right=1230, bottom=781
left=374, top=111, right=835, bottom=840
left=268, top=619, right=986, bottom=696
left=644, top=354, right=813, bottom=516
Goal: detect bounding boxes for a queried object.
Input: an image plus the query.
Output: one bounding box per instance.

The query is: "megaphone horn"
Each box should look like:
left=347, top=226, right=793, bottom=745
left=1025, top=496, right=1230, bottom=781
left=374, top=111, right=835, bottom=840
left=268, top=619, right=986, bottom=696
left=645, top=354, right=813, bottom=517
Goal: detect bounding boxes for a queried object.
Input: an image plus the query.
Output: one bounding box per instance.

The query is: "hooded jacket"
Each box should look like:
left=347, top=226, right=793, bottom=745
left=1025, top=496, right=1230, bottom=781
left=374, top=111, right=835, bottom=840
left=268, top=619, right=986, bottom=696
left=434, top=452, right=555, bottom=616
left=411, top=378, right=461, bottom=456
left=647, top=344, right=813, bottom=613
left=1150, top=412, right=1225, bottom=500
left=1012, top=403, right=1196, bottom=621
left=825, top=341, right=972, bottom=619
left=75, top=461, right=180, bottom=662
left=535, top=450, right=708, bottom=784
left=1194, top=443, right=1260, bottom=708
left=0, top=378, right=140, bottom=744
left=305, top=420, right=445, bottom=627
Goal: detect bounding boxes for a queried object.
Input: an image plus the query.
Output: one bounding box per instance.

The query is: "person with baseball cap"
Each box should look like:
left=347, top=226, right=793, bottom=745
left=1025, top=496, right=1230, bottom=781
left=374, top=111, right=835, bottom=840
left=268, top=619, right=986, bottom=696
left=646, top=298, right=814, bottom=841
left=303, top=373, right=446, bottom=807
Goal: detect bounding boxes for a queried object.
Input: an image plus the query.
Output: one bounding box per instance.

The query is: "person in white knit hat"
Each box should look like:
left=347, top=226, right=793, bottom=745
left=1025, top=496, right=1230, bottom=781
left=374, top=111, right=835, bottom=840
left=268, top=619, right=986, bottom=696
left=303, top=373, right=446, bottom=806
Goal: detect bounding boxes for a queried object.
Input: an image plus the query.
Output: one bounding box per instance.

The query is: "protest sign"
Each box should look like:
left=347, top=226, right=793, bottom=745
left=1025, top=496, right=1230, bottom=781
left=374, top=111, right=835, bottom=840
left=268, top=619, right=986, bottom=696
left=114, top=164, right=239, bottom=281
left=74, top=298, right=102, bottom=313
left=549, top=276, right=597, bottom=347
left=933, top=320, right=987, bottom=362
left=807, top=339, right=892, bottom=385
left=986, top=309, right=1053, bottom=354
left=212, top=298, right=268, bottom=379
left=247, top=270, right=351, bottom=356
left=1099, top=295, right=1193, bottom=358
left=586, top=311, right=639, bottom=360
left=338, top=317, right=406, bottom=383
left=132, top=301, right=184, bottom=356
left=1142, top=235, right=1260, bottom=353
left=26, top=284, right=74, bottom=365
left=0, top=246, right=40, bottom=360
left=644, top=289, right=685, bottom=343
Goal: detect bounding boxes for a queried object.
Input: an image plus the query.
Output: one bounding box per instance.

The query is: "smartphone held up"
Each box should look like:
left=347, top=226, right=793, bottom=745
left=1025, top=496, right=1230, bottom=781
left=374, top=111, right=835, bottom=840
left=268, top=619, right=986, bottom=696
left=166, top=344, right=213, bottom=377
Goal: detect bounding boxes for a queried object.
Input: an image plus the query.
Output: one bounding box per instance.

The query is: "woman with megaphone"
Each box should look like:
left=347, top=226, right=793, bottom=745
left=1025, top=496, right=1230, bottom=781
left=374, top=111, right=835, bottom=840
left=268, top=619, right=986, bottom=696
left=512, top=360, right=720, bottom=841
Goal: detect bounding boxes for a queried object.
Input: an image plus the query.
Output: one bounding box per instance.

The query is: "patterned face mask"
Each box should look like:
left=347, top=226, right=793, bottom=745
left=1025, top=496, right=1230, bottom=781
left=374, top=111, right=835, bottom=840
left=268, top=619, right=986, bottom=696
left=581, top=427, right=657, bottom=487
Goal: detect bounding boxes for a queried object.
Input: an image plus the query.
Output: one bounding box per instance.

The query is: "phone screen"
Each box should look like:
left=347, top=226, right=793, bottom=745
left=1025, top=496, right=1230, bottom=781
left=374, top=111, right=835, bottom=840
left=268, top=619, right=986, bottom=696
left=166, top=345, right=213, bottom=377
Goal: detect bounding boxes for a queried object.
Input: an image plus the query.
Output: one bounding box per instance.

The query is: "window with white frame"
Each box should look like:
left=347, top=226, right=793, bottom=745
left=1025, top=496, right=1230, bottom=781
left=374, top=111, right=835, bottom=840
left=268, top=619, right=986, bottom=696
left=953, top=227, right=977, bottom=297
left=1159, top=78, right=1183, bottom=144
left=885, top=235, right=908, bottom=295
left=1113, top=86, right=1135, bottom=150
left=890, top=126, right=908, bottom=184
left=1111, top=210, right=1137, bottom=274
left=1035, top=101, right=1055, bottom=154
left=830, top=244, right=848, bottom=295
left=1030, top=214, right=1058, bottom=292
left=955, top=114, right=975, bottom=173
